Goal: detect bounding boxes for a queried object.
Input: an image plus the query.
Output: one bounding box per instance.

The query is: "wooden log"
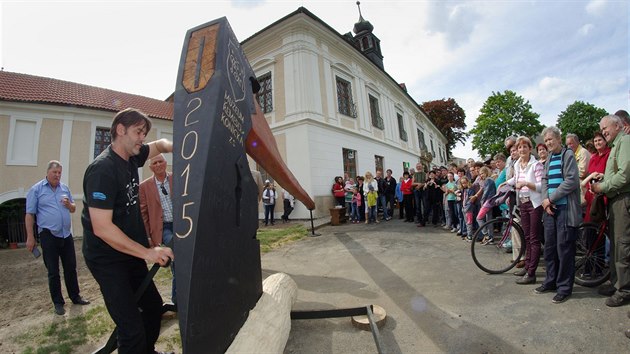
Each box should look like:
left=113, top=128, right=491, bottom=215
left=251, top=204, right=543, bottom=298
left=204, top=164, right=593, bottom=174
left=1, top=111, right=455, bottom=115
left=227, top=273, right=297, bottom=353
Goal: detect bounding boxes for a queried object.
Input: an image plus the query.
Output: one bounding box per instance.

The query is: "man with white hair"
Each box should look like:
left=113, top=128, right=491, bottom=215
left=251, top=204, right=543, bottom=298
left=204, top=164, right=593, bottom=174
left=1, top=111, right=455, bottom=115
left=591, top=115, right=630, bottom=312
left=538, top=126, right=581, bottom=304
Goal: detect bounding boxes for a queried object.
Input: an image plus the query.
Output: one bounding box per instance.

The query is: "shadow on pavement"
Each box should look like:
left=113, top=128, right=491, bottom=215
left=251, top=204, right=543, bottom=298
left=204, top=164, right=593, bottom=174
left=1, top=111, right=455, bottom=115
left=334, top=231, right=525, bottom=354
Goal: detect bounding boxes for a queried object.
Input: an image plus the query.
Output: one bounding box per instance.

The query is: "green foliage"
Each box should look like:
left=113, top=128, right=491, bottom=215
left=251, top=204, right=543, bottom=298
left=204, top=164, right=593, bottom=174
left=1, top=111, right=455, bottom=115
left=470, top=90, right=544, bottom=158
left=556, top=101, right=607, bottom=142
left=421, top=98, right=468, bottom=159
left=257, top=225, right=308, bottom=253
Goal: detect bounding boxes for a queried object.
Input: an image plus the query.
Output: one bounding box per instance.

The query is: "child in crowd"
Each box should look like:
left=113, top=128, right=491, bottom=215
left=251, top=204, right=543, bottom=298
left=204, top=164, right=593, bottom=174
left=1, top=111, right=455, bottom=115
left=350, top=187, right=361, bottom=223
left=396, top=176, right=405, bottom=219
left=366, top=184, right=379, bottom=224
left=344, top=178, right=355, bottom=215
left=475, top=166, right=497, bottom=243
left=460, top=176, right=475, bottom=241
left=444, top=172, right=459, bottom=233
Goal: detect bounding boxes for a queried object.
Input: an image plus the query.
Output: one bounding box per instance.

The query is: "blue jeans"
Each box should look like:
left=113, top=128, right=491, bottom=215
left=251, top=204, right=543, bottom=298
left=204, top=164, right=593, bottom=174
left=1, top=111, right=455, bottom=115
left=368, top=206, right=377, bottom=222
left=414, top=190, right=423, bottom=222
left=379, top=195, right=389, bottom=219
left=457, top=203, right=466, bottom=235
left=476, top=213, right=492, bottom=240
left=264, top=204, right=275, bottom=225
left=542, top=204, right=577, bottom=296
left=162, top=223, right=176, bottom=304
left=350, top=202, right=360, bottom=221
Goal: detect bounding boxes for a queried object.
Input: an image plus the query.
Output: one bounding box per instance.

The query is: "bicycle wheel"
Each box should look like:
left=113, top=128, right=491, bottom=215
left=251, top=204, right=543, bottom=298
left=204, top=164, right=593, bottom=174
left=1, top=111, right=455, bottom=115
left=575, top=222, right=610, bottom=287
left=471, top=217, right=525, bottom=274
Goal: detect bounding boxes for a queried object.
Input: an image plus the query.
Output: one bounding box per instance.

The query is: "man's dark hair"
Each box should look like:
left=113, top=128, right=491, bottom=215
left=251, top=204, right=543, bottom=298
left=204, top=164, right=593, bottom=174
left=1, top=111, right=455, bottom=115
left=386, top=169, right=392, bottom=174
left=110, top=108, right=152, bottom=140
left=614, top=110, right=630, bottom=125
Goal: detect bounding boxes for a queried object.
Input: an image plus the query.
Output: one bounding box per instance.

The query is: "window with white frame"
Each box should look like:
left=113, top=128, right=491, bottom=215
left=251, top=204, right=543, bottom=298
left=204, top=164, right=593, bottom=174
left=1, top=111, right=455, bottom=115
left=257, top=72, right=273, bottom=113
left=336, top=76, right=357, bottom=118
left=374, top=155, right=384, bottom=173
left=94, top=127, right=111, bottom=158
left=7, top=117, right=40, bottom=166
left=342, top=148, right=358, bottom=179
left=369, top=94, right=384, bottom=130
left=417, top=129, right=427, bottom=151
left=397, top=113, right=407, bottom=141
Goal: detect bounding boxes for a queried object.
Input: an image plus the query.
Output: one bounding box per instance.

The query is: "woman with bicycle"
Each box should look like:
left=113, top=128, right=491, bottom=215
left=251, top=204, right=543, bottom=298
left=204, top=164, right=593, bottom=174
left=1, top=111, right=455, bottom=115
left=501, top=136, right=544, bottom=285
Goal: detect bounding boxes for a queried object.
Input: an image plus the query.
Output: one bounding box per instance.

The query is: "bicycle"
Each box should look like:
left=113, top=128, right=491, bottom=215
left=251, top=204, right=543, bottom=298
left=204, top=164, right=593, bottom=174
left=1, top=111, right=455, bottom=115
left=471, top=191, right=526, bottom=274
left=574, top=221, right=610, bottom=287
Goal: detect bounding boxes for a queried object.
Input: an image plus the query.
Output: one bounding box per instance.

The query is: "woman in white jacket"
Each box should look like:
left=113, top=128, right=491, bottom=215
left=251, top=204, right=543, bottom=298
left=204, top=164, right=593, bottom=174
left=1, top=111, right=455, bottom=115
left=503, top=136, right=544, bottom=285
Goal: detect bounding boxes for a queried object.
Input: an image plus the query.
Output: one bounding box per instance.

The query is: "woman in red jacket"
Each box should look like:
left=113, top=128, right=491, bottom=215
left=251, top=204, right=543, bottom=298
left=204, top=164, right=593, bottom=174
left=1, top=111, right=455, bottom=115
left=332, top=176, right=346, bottom=206
left=401, top=171, right=414, bottom=222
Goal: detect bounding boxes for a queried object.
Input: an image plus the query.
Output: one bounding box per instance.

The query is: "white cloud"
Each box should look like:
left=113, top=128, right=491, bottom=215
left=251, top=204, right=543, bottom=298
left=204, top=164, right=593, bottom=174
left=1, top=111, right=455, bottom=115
left=579, top=23, right=595, bottom=36
left=586, top=0, right=607, bottom=16
left=424, top=1, right=480, bottom=49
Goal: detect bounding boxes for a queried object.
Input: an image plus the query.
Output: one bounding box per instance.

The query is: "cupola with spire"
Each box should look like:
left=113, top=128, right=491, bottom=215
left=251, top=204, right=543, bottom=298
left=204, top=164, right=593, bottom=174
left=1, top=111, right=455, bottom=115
left=351, top=1, right=384, bottom=70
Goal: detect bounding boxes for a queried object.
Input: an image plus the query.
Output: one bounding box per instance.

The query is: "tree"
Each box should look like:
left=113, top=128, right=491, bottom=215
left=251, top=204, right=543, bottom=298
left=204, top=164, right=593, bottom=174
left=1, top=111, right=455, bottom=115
left=470, top=90, right=543, bottom=159
left=556, top=101, right=607, bottom=143
left=420, top=98, right=467, bottom=159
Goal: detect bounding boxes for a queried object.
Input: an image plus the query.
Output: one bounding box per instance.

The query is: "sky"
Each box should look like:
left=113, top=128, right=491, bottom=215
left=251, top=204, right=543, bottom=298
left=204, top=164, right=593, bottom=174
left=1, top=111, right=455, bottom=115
left=1, top=0, right=628, bottom=160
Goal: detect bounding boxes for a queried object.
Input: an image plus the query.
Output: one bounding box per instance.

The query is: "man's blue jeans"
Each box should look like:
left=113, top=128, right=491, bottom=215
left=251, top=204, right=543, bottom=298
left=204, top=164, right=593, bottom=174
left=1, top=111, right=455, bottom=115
left=379, top=195, right=389, bottom=219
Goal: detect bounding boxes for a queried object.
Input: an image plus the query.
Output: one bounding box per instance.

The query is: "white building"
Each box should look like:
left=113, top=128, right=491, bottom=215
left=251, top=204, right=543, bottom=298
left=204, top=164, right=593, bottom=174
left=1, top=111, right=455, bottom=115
left=242, top=7, right=447, bottom=218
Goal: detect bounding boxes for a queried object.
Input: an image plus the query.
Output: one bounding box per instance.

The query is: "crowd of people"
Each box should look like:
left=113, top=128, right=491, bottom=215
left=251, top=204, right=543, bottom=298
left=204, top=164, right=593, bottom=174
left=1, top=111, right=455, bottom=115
left=330, top=110, right=630, bottom=335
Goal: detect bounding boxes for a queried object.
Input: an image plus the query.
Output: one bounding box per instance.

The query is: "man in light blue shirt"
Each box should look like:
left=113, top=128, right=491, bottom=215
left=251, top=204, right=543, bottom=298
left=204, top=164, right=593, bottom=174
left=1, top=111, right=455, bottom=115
left=25, top=160, right=89, bottom=315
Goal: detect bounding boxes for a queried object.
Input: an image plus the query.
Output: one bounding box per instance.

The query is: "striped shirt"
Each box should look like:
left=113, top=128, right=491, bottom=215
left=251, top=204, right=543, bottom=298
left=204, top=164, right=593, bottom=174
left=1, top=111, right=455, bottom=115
left=547, top=152, right=567, bottom=205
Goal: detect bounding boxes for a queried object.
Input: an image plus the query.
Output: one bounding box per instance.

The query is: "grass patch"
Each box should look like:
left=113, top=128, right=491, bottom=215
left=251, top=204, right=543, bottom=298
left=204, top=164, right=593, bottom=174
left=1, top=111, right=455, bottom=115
left=16, top=306, right=114, bottom=354
left=156, top=327, right=182, bottom=352
left=257, top=225, right=308, bottom=253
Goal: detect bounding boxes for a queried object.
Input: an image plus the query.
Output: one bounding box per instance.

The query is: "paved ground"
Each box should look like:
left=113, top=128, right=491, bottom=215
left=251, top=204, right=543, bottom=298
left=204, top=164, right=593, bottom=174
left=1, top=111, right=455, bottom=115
left=262, top=218, right=630, bottom=353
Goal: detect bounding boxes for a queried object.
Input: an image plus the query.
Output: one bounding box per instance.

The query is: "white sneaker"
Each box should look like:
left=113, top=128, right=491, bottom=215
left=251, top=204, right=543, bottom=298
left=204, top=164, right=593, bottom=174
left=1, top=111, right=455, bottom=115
left=450, top=227, right=457, bottom=233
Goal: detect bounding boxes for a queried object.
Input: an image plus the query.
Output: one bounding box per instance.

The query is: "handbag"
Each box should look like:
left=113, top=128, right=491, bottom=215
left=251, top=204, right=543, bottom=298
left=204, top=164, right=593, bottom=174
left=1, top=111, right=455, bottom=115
left=590, top=193, right=606, bottom=223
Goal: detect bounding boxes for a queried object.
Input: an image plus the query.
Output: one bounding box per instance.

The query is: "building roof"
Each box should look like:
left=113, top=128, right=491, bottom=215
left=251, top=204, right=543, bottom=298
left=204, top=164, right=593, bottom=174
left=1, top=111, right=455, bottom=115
left=0, top=71, right=173, bottom=120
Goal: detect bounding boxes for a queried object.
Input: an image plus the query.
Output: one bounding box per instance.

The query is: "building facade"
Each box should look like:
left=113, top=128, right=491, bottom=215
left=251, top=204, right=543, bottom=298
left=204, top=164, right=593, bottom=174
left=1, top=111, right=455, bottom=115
left=242, top=7, right=448, bottom=217
left=0, top=71, right=173, bottom=242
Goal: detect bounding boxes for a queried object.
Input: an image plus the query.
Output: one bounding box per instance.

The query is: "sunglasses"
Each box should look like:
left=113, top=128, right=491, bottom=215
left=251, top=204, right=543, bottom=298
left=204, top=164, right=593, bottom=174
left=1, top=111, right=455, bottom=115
left=160, top=183, right=168, bottom=196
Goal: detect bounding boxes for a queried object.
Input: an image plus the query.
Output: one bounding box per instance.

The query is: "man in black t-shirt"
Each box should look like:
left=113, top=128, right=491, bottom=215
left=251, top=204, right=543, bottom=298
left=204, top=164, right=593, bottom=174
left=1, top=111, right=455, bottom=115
left=82, top=108, right=174, bottom=354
